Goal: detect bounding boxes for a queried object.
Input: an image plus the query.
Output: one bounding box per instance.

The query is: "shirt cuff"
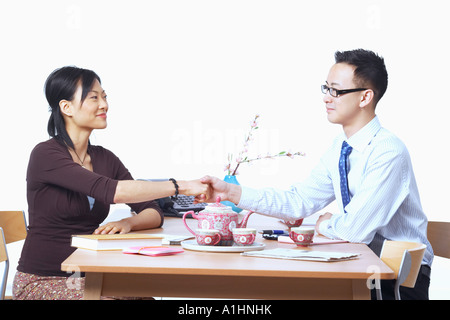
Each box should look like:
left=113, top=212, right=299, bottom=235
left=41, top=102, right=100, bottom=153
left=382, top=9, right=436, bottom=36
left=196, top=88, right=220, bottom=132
left=318, top=218, right=331, bottom=237
left=319, top=218, right=342, bottom=240
left=237, top=186, right=259, bottom=211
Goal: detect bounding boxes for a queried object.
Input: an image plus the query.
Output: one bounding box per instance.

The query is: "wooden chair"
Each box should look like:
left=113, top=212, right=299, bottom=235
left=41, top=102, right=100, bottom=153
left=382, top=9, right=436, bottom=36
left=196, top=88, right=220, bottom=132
left=0, top=211, right=28, bottom=300
left=0, top=211, right=28, bottom=244
left=375, top=240, right=426, bottom=300
left=0, top=228, right=8, bottom=300
left=427, top=221, right=450, bottom=259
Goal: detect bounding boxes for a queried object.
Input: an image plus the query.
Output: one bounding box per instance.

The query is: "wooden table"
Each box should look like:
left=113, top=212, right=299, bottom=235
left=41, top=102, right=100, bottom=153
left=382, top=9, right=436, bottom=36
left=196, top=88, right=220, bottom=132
left=61, top=213, right=394, bottom=300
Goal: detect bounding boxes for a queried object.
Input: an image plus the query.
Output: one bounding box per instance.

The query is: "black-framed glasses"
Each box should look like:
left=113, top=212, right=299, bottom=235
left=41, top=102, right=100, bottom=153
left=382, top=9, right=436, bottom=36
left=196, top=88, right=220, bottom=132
left=321, top=84, right=367, bottom=98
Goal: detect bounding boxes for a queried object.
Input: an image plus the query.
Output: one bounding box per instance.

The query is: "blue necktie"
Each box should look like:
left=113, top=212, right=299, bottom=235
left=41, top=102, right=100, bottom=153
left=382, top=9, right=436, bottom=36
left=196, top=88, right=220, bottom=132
left=339, top=141, right=353, bottom=211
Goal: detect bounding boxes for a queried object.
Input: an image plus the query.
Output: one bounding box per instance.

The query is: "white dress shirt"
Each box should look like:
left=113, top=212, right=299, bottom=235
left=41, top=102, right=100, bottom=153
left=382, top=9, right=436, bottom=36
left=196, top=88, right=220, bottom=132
left=238, top=116, right=433, bottom=265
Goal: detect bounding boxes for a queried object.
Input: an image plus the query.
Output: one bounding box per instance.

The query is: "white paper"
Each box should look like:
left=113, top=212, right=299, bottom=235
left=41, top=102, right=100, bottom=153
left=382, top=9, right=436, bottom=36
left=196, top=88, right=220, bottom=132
left=241, top=248, right=359, bottom=262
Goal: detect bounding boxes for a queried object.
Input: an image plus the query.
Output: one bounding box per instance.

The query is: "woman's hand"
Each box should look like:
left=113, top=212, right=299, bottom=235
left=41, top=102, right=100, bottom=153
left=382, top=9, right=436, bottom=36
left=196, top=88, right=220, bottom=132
left=94, top=219, right=132, bottom=235
left=93, top=208, right=162, bottom=235
left=179, top=179, right=210, bottom=199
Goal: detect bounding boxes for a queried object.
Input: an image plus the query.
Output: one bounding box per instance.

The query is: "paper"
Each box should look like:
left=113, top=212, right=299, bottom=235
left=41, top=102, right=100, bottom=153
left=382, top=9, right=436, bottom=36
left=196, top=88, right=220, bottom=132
left=241, top=248, right=359, bottom=262
left=123, top=246, right=184, bottom=257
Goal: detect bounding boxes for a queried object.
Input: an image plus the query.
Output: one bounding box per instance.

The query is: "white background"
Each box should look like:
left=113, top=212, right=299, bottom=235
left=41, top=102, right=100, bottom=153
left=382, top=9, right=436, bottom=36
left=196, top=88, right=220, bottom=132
left=1, top=0, right=449, bottom=299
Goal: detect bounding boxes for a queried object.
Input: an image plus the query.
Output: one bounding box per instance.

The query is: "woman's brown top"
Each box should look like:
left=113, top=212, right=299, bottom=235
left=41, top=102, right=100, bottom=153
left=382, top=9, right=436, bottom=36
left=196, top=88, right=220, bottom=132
left=18, top=138, right=163, bottom=277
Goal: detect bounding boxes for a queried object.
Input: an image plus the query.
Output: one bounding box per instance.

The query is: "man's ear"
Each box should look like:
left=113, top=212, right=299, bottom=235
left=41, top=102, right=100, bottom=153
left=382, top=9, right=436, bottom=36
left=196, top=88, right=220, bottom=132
left=359, top=89, right=375, bottom=109
left=59, top=100, right=72, bottom=117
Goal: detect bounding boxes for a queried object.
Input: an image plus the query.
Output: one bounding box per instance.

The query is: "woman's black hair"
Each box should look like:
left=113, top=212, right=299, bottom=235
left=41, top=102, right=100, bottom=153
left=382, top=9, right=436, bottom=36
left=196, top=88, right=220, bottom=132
left=45, top=66, right=101, bottom=149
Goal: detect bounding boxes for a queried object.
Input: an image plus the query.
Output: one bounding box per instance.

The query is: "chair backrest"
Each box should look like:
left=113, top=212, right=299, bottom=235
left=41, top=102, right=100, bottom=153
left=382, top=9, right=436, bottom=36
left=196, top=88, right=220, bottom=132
left=0, top=228, right=7, bottom=264
left=380, top=240, right=426, bottom=288
left=427, top=221, right=450, bottom=259
left=0, top=211, right=27, bottom=244
left=1, top=227, right=9, bottom=300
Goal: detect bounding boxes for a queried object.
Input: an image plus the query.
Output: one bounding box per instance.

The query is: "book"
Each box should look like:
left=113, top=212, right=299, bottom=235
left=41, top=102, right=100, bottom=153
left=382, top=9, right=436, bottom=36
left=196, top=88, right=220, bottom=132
left=278, top=235, right=348, bottom=245
left=241, top=248, right=360, bottom=262
left=71, top=233, right=166, bottom=251
left=123, top=246, right=184, bottom=257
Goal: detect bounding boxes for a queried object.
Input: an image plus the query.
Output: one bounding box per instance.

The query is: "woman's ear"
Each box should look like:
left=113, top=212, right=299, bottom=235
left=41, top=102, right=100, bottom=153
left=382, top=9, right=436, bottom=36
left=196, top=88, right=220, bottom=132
left=59, top=100, right=72, bottom=117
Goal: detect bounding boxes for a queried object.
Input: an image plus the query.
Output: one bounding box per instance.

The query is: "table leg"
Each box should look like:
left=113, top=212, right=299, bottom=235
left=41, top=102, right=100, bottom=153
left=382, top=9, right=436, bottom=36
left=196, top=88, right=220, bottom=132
left=83, top=272, right=103, bottom=300
left=352, top=279, right=370, bottom=300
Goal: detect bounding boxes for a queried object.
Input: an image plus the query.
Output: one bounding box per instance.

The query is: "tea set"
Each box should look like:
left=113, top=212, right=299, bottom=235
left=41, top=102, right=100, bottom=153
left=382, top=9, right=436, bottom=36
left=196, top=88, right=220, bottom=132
left=183, top=197, right=255, bottom=246
left=182, top=197, right=315, bottom=248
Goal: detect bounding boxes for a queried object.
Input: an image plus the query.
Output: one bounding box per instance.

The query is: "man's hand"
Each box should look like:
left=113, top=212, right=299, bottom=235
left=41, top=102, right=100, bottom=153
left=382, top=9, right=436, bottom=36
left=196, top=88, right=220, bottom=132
left=198, top=175, right=242, bottom=204
left=315, top=212, right=333, bottom=235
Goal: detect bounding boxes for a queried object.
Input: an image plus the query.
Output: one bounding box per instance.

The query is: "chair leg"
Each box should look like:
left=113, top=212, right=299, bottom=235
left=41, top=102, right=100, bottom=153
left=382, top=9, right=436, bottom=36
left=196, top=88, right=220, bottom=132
left=394, top=282, right=401, bottom=300
left=375, top=279, right=382, bottom=300
left=394, top=251, right=411, bottom=300
left=0, top=260, right=9, bottom=300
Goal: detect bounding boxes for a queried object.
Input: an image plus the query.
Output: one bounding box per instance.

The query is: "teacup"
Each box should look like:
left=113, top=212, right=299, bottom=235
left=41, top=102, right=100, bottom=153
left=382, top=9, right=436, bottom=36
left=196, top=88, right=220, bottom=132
left=289, top=226, right=315, bottom=247
left=284, top=218, right=303, bottom=228
left=232, top=228, right=257, bottom=246
left=194, top=229, right=221, bottom=246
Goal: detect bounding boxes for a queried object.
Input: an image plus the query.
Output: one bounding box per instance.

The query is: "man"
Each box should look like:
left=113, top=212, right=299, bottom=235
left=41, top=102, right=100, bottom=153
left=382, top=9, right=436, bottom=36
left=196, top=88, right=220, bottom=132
left=201, top=49, right=433, bottom=300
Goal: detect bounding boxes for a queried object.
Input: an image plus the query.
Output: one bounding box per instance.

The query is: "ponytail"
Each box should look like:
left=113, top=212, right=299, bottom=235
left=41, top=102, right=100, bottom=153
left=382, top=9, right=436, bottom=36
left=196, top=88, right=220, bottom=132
left=44, top=66, right=100, bottom=149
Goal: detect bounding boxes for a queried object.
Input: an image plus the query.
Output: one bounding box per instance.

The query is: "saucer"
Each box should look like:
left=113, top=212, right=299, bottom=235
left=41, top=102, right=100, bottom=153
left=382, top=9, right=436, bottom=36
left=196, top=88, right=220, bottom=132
left=181, top=240, right=265, bottom=253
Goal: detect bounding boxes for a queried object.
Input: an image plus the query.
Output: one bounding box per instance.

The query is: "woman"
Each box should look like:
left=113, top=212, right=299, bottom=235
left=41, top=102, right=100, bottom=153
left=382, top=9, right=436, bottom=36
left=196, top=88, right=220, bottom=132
left=13, top=66, right=208, bottom=299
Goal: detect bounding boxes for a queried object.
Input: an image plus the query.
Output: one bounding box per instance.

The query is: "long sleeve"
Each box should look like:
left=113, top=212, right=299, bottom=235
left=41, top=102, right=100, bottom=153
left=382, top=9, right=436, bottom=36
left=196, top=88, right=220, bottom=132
left=238, top=156, right=336, bottom=220
left=238, top=116, right=433, bottom=266
left=27, top=140, right=118, bottom=204
left=19, top=138, right=163, bottom=276
left=319, top=141, right=410, bottom=243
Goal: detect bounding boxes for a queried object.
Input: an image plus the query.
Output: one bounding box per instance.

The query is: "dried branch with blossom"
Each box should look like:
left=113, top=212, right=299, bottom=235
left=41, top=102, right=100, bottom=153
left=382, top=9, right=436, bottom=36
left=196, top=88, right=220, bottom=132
left=224, top=114, right=305, bottom=176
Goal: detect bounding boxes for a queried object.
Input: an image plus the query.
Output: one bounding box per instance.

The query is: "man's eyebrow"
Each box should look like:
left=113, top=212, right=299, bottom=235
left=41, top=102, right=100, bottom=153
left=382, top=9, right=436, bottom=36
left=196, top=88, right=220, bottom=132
left=326, top=81, right=341, bottom=87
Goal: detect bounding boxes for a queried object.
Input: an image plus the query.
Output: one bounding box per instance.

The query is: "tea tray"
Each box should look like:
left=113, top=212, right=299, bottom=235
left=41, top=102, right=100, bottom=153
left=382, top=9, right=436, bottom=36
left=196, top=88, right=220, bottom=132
left=181, top=240, right=265, bottom=253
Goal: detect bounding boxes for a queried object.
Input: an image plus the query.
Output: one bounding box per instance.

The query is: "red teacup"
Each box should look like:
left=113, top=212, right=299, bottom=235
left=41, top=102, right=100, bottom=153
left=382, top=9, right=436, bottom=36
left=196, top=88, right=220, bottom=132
left=289, top=226, right=314, bottom=247
left=194, top=229, right=221, bottom=246
left=232, top=228, right=256, bottom=246
left=284, top=218, right=304, bottom=228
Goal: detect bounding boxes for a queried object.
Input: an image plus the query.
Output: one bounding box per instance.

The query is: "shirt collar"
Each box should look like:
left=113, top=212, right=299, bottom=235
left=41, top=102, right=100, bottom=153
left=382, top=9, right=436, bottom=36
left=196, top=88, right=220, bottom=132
left=344, top=116, right=382, bottom=153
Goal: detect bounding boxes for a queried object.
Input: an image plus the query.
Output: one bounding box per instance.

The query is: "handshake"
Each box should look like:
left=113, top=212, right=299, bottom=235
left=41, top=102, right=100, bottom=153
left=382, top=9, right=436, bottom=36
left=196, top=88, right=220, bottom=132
left=183, top=175, right=332, bottom=236
left=184, top=175, right=242, bottom=206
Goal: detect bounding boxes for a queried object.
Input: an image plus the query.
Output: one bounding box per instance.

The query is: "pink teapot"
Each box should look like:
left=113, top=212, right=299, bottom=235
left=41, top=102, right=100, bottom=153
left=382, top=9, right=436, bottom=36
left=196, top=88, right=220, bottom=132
left=182, top=197, right=253, bottom=246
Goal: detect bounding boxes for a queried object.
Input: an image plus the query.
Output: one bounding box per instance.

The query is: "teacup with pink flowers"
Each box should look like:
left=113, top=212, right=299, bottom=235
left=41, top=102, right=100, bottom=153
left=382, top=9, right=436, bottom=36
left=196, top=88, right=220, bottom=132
left=194, top=229, right=221, bottom=246
left=232, top=228, right=257, bottom=246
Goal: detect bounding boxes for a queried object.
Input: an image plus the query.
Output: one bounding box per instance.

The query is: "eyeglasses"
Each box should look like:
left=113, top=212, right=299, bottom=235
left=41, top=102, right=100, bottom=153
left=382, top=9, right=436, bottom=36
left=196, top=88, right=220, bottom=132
left=321, top=84, right=367, bottom=98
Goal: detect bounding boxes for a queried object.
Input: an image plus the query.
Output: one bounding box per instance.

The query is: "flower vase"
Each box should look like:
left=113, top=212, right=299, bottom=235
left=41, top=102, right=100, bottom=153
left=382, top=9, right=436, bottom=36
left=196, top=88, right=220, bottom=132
left=222, top=175, right=243, bottom=213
